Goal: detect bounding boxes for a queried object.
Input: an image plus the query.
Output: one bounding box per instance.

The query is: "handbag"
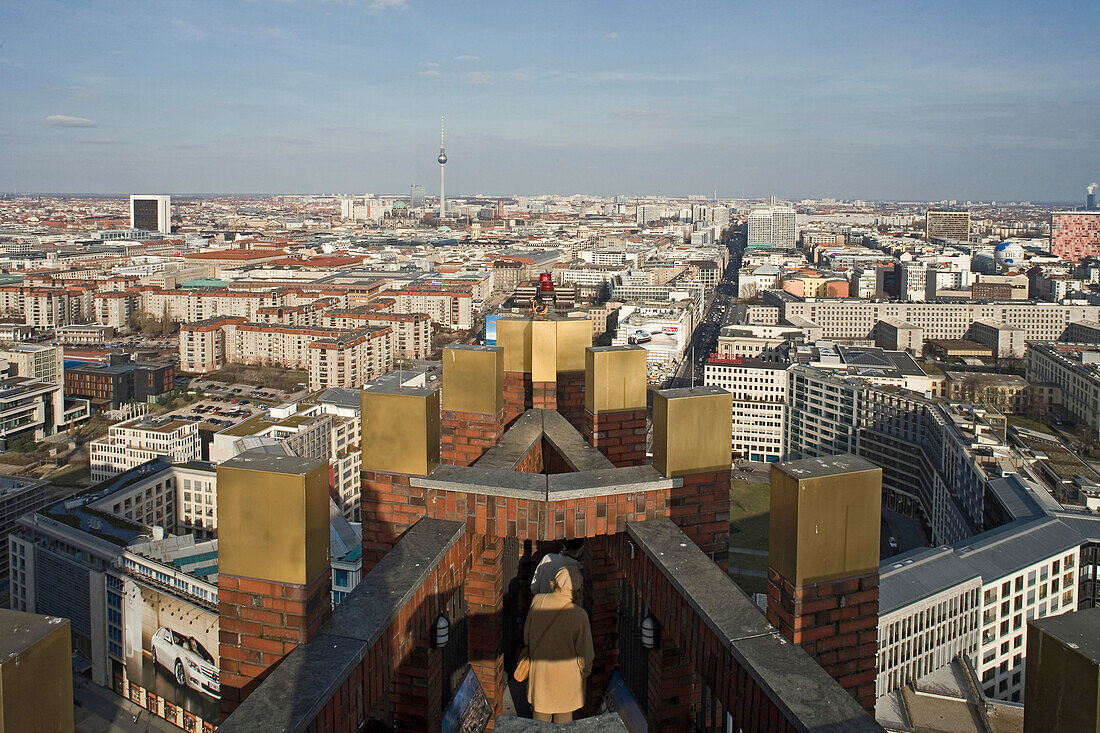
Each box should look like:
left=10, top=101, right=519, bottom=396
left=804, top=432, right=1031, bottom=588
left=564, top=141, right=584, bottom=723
left=514, top=606, right=567, bottom=682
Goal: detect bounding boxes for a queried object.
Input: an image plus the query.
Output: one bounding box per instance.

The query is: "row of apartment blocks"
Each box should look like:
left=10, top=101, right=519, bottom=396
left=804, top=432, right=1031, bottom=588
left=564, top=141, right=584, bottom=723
left=179, top=311, right=431, bottom=390
left=767, top=293, right=1100, bottom=344
left=89, top=388, right=364, bottom=522
left=0, top=266, right=478, bottom=333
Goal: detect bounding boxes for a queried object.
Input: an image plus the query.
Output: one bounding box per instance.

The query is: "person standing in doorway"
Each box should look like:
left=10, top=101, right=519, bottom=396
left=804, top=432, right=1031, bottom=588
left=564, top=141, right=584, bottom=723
left=524, top=566, right=594, bottom=723
left=530, top=538, right=584, bottom=600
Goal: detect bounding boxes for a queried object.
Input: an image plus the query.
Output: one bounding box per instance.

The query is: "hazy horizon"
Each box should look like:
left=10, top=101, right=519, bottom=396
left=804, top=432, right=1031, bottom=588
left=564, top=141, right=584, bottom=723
left=2, top=0, right=1097, bottom=201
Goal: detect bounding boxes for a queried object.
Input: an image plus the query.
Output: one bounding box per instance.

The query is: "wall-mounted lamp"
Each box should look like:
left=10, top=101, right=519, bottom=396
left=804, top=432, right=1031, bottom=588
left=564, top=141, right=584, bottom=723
left=641, top=614, right=659, bottom=650
left=433, top=614, right=450, bottom=649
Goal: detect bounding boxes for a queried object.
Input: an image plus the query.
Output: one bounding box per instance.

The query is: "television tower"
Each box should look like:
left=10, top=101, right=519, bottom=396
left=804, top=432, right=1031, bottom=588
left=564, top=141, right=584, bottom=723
left=438, top=115, right=447, bottom=219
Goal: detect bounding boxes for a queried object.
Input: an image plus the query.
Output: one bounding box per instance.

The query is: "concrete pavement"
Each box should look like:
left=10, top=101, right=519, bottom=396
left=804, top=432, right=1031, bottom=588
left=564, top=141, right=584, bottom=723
left=74, top=676, right=178, bottom=733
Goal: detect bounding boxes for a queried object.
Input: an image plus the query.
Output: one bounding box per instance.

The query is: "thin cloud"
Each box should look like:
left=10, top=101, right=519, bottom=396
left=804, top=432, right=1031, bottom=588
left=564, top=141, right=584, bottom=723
left=42, top=115, right=98, bottom=128
left=464, top=71, right=495, bottom=86
left=419, top=69, right=441, bottom=78
left=604, top=32, right=619, bottom=39
left=423, top=61, right=439, bottom=68
left=455, top=55, right=480, bottom=62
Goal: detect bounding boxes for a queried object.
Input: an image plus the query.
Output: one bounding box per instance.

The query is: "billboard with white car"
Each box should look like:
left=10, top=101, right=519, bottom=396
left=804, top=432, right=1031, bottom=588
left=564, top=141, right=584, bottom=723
left=122, top=578, right=220, bottom=731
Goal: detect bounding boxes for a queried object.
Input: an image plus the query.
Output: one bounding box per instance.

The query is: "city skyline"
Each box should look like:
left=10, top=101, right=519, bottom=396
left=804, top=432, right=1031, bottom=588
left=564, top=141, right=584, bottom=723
left=0, top=0, right=1098, bottom=199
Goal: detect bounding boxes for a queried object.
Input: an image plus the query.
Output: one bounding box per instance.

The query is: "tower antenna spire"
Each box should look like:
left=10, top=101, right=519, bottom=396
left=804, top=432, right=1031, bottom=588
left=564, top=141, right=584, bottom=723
left=437, top=114, right=448, bottom=219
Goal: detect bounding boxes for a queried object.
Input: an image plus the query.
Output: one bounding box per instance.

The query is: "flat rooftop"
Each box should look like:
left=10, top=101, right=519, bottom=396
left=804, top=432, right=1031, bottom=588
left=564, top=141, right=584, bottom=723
left=220, top=449, right=324, bottom=476
left=126, top=416, right=193, bottom=433
left=774, top=453, right=880, bottom=480
left=1029, top=607, right=1100, bottom=665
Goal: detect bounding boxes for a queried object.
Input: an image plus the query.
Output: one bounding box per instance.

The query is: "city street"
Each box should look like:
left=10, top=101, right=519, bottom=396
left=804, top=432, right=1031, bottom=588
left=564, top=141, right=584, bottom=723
left=73, top=676, right=177, bottom=733
left=669, top=231, right=744, bottom=388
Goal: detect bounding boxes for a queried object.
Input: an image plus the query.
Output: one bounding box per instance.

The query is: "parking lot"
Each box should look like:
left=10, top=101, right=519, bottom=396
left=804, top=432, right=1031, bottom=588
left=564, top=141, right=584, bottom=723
left=157, top=396, right=261, bottom=430
left=161, top=378, right=308, bottom=431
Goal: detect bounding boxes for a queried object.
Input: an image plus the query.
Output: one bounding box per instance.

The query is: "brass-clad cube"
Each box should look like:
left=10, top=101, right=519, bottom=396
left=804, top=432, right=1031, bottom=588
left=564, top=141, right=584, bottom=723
left=0, top=609, right=74, bottom=733
left=1024, top=608, right=1100, bottom=733
left=216, top=451, right=331, bottom=586
left=361, top=387, right=440, bottom=476
left=442, top=344, right=503, bottom=415
left=531, top=320, right=559, bottom=383
left=652, top=386, right=733, bottom=477
left=555, top=318, right=593, bottom=373
left=585, top=346, right=647, bottom=415
left=496, top=319, right=532, bottom=373
left=769, top=455, right=882, bottom=587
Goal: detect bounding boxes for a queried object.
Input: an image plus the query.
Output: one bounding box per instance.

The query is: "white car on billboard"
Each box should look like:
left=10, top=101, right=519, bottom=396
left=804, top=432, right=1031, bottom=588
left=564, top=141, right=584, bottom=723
left=151, top=627, right=220, bottom=698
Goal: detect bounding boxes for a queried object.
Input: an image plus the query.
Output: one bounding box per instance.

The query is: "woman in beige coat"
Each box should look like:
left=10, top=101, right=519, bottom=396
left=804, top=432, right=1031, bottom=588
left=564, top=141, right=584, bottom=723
left=524, top=565, right=594, bottom=723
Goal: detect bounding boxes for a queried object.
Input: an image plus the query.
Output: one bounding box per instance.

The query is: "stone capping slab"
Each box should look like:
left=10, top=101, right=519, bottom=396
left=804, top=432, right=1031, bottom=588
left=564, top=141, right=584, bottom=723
left=547, top=465, right=678, bottom=500
left=475, top=409, right=544, bottom=470
left=540, top=409, right=614, bottom=471
left=414, top=464, right=547, bottom=501
left=217, top=518, right=467, bottom=733
left=412, top=463, right=679, bottom=502
left=474, top=409, right=614, bottom=473
left=625, top=519, right=882, bottom=733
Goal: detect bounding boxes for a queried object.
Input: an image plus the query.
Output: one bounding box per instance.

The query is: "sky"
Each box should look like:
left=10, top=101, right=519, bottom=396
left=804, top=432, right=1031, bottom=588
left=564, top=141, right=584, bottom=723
left=0, top=0, right=1098, bottom=201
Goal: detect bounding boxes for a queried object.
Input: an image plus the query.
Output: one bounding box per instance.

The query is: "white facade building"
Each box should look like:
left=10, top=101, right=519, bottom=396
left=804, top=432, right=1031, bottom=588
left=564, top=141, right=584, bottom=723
left=704, top=357, right=788, bottom=462
left=747, top=207, right=797, bottom=251
left=89, top=417, right=200, bottom=482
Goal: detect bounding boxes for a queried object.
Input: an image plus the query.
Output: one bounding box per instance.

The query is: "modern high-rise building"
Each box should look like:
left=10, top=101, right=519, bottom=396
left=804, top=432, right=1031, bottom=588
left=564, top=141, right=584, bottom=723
left=747, top=207, right=796, bottom=250
left=1052, top=211, right=1100, bottom=261
left=409, top=184, right=426, bottom=208
left=129, top=194, right=171, bottom=234
left=925, top=209, right=970, bottom=242
left=340, top=198, right=356, bottom=220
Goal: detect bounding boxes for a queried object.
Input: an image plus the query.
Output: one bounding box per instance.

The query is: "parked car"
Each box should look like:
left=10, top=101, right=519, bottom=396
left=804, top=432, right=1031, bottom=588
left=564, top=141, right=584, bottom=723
left=888, top=536, right=898, bottom=550
left=151, top=627, right=220, bottom=699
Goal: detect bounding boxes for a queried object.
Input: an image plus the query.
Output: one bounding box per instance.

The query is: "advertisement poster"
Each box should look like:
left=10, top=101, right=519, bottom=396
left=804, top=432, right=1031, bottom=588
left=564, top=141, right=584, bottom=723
left=442, top=668, right=490, bottom=733
left=122, top=578, right=221, bottom=729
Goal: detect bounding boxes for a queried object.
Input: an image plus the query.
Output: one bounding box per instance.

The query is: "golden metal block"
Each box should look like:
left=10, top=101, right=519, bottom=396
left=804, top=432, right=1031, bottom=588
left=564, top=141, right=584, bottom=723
left=361, top=387, right=440, bottom=475
left=585, top=346, right=647, bottom=414
left=442, top=345, right=503, bottom=415
left=652, top=387, right=733, bottom=476
left=0, top=609, right=73, bottom=733
left=497, top=319, right=532, bottom=373
left=531, top=320, right=559, bottom=382
left=217, top=454, right=331, bottom=585
left=555, top=318, right=593, bottom=373
left=768, top=456, right=882, bottom=586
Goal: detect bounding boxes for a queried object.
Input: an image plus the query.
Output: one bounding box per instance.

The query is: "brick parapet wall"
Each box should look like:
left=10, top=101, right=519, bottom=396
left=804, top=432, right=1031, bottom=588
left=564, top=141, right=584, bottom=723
left=647, top=636, right=706, bottom=733
left=218, top=569, right=332, bottom=717
left=425, top=487, right=669, bottom=541
left=441, top=409, right=504, bottom=466
left=467, top=538, right=506, bottom=730
left=555, top=371, right=585, bottom=433
left=606, top=528, right=801, bottom=733
left=312, top=528, right=488, bottom=732
left=502, top=372, right=531, bottom=425
left=582, top=535, right=622, bottom=717
left=361, top=469, right=427, bottom=572
left=582, top=409, right=647, bottom=467
left=667, top=469, right=731, bottom=567
left=765, top=567, right=879, bottom=712
left=532, top=380, right=556, bottom=410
